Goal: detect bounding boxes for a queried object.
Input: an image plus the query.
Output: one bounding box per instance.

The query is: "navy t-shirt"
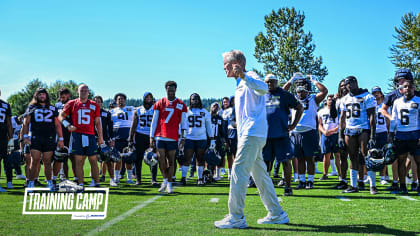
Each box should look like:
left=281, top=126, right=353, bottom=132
left=265, top=87, right=299, bottom=138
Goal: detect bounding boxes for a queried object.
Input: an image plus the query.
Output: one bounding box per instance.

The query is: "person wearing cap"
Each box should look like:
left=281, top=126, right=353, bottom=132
left=371, top=86, right=391, bottom=186
left=111, top=93, right=136, bottom=184
left=93, top=95, right=117, bottom=187
left=338, top=76, right=377, bottom=194
left=128, top=92, right=158, bottom=186
left=379, top=68, right=418, bottom=193
left=283, top=72, right=328, bottom=190
left=263, top=74, right=303, bottom=196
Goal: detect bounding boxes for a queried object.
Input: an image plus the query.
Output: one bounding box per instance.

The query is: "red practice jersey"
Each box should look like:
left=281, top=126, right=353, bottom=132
left=153, top=97, right=187, bottom=141
left=63, top=99, right=100, bottom=135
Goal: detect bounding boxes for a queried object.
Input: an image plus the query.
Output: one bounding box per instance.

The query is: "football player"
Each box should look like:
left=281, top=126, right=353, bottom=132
left=180, top=93, right=214, bottom=186
left=389, top=80, right=420, bottom=194
left=22, top=88, right=64, bottom=190
left=380, top=69, right=417, bottom=193
left=318, top=94, right=341, bottom=181
left=150, top=81, right=187, bottom=193
left=223, top=96, right=237, bottom=180
left=283, top=73, right=328, bottom=189
left=219, top=97, right=230, bottom=177
left=128, top=92, right=158, bottom=186
left=338, top=76, right=377, bottom=194
left=93, top=96, right=117, bottom=187
left=52, top=87, right=74, bottom=183
left=371, top=87, right=390, bottom=185
left=10, top=115, right=26, bottom=181
left=60, top=84, right=104, bottom=187
left=264, top=74, right=303, bottom=196
left=0, top=89, right=14, bottom=192
left=111, top=93, right=136, bottom=184
left=210, top=102, right=226, bottom=181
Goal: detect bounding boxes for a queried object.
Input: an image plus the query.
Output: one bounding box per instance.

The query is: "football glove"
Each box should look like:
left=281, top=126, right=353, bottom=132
left=209, top=140, right=216, bottom=150
left=338, top=138, right=345, bottom=149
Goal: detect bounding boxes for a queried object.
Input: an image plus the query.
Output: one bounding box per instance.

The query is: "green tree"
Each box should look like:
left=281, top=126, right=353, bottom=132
left=48, top=80, right=81, bottom=104
left=254, top=7, right=328, bottom=84
left=390, top=12, right=420, bottom=88
left=7, top=79, right=46, bottom=116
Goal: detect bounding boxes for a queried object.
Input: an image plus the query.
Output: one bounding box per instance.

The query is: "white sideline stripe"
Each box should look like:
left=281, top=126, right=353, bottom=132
left=336, top=196, right=351, bottom=202
left=86, top=195, right=162, bottom=236
left=277, top=197, right=283, bottom=202
left=400, top=196, right=418, bottom=201
left=210, top=198, right=219, bottom=203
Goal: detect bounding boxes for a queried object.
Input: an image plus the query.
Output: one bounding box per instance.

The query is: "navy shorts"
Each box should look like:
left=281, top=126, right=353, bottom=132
left=156, top=139, right=178, bottom=151
left=69, top=132, right=98, bottom=156
left=263, top=137, right=293, bottom=162
left=0, top=136, right=7, bottom=160
left=227, top=137, right=238, bottom=155
left=320, top=133, right=339, bottom=154
left=395, top=139, right=417, bottom=156
left=31, top=135, right=56, bottom=152
left=292, top=129, right=318, bottom=158
left=344, top=128, right=370, bottom=137
left=115, top=139, right=128, bottom=153
left=185, top=139, right=207, bottom=150
left=375, top=132, right=388, bottom=149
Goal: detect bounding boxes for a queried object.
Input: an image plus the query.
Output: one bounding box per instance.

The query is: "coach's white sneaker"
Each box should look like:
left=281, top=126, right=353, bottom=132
left=214, top=215, right=247, bottom=229
left=158, top=182, right=167, bottom=193
left=7, top=182, right=13, bottom=189
left=16, top=174, right=26, bottom=180
left=257, top=212, right=289, bottom=224
left=110, top=179, right=118, bottom=187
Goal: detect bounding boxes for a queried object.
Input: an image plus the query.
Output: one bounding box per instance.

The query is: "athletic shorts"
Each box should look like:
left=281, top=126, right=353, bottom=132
left=185, top=139, right=207, bottom=150
left=227, top=137, right=238, bottom=156
left=292, top=129, right=318, bottom=158
left=375, top=132, right=388, bottom=149
left=70, top=132, right=98, bottom=156
left=344, top=128, right=370, bottom=137
left=156, top=139, right=178, bottom=151
left=115, top=138, right=128, bottom=153
left=31, top=135, right=56, bottom=152
left=394, top=139, right=417, bottom=156
left=320, top=133, right=339, bottom=154
left=263, top=137, right=293, bottom=162
left=0, top=136, right=7, bottom=160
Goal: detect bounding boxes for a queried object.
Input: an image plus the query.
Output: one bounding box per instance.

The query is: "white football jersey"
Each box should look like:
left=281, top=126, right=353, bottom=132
left=376, top=102, right=388, bottom=133
left=293, top=94, right=318, bottom=132
left=135, top=105, right=154, bottom=135
left=340, top=92, right=376, bottom=129
left=317, top=107, right=338, bottom=132
left=390, top=96, right=420, bottom=132
left=111, top=106, right=135, bottom=129
left=186, top=108, right=213, bottom=140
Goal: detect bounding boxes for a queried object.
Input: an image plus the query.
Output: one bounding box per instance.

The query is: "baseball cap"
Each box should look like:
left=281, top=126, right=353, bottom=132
left=394, top=68, right=413, bottom=81
left=371, top=86, right=382, bottom=94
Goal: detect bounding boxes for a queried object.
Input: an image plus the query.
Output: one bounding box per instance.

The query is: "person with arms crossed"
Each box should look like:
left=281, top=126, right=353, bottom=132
left=60, top=84, right=104, bottom=187
left=214, top=50, right=288, bottom=229
left=150, top=81, right=187, bottom=194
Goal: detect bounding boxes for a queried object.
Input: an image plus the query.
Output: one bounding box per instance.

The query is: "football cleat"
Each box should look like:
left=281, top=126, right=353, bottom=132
left=295, top=181, right=306, bottom=190
left=0, top=186, right=7, bottom=192
left=16, top=174, right=26, bottom=180
left=306, top=181, right=314, bottom=189
left=126, top=179, right=135, bottom=184
left=88, top=180, right=99, bottom=187
left=400, top=184, right=408, bottom=195
left=389, top=182, right=400, bottom=194
left=135, top=180, right=142, bottom=185
left=151, top=180, right=159, bottom=187
left=380, top=180, right=389, bottom=185
left=158, top=182, right=167, bottom=192
left=166, top=184, right=173, bottom=194
left=214, top=215, right=247, bottom=229
left=257, top=212, right=289, bottom=224
left=180, top=177, right=187, bottom=186
left=342, top=186, right=359, bottom=193
left=370, top=186, right=379, bottom=195
left=99, top=175, right=105, bottom=183
left=144, top=148, right=158, bottom=166
left=7, top=182, right=13, bottom=189
left=358, top=181, right=365, bottom=191
left=319, top=175, right=328, bottom=180
left=283, top=187, right=293, bottom=196
left=411, top=182, right=418, bottom=191
left=248, top=177, right=256, bottom=188
left=109, top=179, right=118, bottom=187
left=46, top=181, right=54, bottom=191
left=277, top=179, right=285, bottom=186
left=197, top=179, right=204, bottom=186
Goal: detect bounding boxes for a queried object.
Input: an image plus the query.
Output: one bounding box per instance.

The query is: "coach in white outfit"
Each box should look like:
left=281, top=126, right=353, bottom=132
left=214, top=50, right=289, bottom=229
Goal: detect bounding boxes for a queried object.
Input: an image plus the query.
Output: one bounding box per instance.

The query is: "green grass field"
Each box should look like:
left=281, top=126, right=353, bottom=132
left=1, top=162, right=420, bottom=236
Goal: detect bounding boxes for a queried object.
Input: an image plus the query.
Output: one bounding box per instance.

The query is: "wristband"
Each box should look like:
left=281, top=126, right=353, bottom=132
left=58, top=137, right=64, bottom=141
left=62, top=120, right=71, bottom=128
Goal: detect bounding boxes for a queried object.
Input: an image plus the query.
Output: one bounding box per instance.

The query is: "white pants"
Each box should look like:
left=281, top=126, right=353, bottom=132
left=228, top=135, right=284, bottom=219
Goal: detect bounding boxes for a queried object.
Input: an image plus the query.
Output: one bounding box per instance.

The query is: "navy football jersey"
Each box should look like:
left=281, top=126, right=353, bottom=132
left=27, top=104, right=59, bottom=137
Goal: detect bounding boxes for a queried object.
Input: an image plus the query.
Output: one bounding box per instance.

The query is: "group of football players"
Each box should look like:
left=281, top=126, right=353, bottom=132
left=0, top=69, right=419, bottom=196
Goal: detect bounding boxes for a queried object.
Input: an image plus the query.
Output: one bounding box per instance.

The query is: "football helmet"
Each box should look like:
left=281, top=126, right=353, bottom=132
left=202, top=169, right=213, bottom=184
left=383, top=143, right=396, bottom=165
left=144, top=148, right=158, bottom=166
left=7, top=150, right=24, bottom=167
left=121, top=146, right=136, bottom=164
left=205, top=149, right=221, bottom=167
left=110, top=147, right=122, bottom=162
left=364, top=148, right=385, bottom=172
left=54, top=146, right=69, bottom=162
left=98, top=144, right=112, bottom=162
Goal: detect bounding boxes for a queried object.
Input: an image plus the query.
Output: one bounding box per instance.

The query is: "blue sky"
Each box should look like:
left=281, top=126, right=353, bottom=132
left=0, top=0, right=418, bottom=101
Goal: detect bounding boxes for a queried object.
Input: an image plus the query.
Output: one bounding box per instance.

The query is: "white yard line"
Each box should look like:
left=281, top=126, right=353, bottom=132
left=336, top=196, right=351, bottom=202
left=86, top=195, right=162, bottom=236
left=400, top=196, right=418, bottom=201
left=210, top=198, right=219, bottom=203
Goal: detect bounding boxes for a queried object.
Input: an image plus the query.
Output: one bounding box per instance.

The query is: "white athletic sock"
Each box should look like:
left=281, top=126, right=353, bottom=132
left=182, top=166, right=189, bottom=178
left=163, top=178, right=168, bottom=185
left=114, top=170, right=120, bottom=181
left=368, top=171, right=376, bottom=187
left=198, top=166, right=204, bottom=179
left=330, top=159, right=337, bottom=172
left=350, top=169, right=358, bottom=187
left=299, top=174, right=306, bottom=182
left=308, top=175, right=314, bottom=182
left=127, top=170, right=133, bottom=180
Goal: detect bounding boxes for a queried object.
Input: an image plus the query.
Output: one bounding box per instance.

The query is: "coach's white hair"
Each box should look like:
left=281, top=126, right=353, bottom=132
left=222, top=50, right=246, bottom=67
left=264, top=74, right=278, bottom=82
